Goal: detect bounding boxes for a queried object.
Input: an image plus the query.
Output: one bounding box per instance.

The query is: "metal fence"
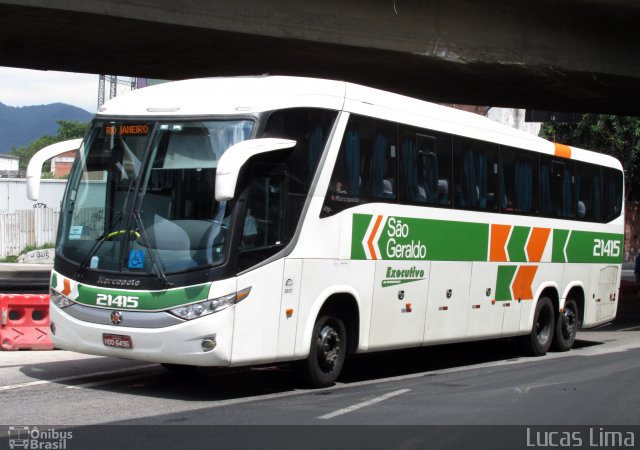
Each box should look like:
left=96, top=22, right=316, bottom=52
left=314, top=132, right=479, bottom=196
left=0, top=208, right=60, bottom=259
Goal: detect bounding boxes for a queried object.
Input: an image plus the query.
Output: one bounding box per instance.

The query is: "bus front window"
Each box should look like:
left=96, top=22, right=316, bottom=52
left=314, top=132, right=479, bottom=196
left=58, top=119, right=253, bottom=274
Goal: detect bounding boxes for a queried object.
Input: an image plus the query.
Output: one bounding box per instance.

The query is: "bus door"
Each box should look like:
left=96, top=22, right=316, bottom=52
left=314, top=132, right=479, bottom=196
left=231, top=165, right=290, bottom=365
left=369, top=260, right=430, bottom=349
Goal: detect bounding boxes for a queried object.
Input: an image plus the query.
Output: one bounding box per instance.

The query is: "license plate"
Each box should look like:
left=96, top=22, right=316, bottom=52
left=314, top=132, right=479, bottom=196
left=102, top=333, right=133, bottom=349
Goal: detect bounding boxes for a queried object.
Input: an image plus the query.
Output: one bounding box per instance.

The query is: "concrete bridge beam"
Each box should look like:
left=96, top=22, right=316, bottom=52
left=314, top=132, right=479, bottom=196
left=0, top=0, right=638, bottom=113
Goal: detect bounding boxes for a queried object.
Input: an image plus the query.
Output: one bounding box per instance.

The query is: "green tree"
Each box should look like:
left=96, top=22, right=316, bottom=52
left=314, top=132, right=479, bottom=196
left=540, top=114, right=640, bottom=201
left=9, top=120, right=89, bottom=174
left=56, top=120, right=90, bottom=141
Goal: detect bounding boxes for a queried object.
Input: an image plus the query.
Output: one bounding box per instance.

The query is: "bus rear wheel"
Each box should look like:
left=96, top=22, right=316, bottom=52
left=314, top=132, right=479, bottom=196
left=301, top=315, right=347, bottom=388
left=552, top=299, right=578, bottom=352
left=520, top=296, right=555, bottom=356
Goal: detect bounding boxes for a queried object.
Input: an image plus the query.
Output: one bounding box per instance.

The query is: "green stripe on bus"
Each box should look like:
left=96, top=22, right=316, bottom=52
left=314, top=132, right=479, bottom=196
left=412, top=219, right=487, bottom=261
left=495, top=265, right=517, bottom=301
left=351, top=213, right=372, bottom=260
left=507, top=226, right=529, bottom=262
left=553, top=229, right=623, bottom=263
left=552, top=229, right=570, bottom=263
left=352, top=213, right=488, bottom=261
left=75, top=282, right=212, bottom=311
left=566, top=231, right=623, bottom=263
left=352, top=214, right=623, bottom=264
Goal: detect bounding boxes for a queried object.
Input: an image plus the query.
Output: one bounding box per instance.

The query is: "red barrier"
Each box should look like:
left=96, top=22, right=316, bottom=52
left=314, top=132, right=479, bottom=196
left=0, top=294, right=53, bottom=350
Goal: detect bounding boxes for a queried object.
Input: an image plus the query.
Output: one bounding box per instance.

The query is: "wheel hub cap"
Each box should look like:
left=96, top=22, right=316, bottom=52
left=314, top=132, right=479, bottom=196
left=562, top=309, right=576, bottom=339
left=318, top=325, right=341, bottom=372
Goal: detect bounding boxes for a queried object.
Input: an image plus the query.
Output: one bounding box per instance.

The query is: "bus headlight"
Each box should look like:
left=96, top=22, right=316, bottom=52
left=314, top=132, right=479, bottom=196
left=169, top=287, right=251, bottom=320
left=50, top=289, right=75, bottom=309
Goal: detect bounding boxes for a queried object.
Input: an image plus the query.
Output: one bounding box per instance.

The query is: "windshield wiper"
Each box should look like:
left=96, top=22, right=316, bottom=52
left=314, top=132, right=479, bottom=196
left=124, top=168, right=173, bottom=287
left=75, top=176, right=137, bottom=278
left=75, top=209, right=172, bottom=287
left=75, top=209, right=125, bottom=278
left=131, top=210, right=172, bottom=287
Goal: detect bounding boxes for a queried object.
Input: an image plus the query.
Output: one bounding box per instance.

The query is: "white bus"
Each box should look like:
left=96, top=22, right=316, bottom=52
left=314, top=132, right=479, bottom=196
left=30, top=76, right=624, bottom=387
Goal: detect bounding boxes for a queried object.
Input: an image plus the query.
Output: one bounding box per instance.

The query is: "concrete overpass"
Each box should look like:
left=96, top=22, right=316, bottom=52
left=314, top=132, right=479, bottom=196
left=1, top=0, right=639, bottom=114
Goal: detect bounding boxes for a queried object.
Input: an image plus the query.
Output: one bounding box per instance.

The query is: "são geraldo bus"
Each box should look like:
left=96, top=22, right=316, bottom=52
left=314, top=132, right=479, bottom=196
left=28, top=76, right=624, bottom=387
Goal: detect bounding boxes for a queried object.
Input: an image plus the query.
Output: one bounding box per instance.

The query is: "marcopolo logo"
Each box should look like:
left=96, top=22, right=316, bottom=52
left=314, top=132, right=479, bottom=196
left=382, top=266, right=426, bottom=287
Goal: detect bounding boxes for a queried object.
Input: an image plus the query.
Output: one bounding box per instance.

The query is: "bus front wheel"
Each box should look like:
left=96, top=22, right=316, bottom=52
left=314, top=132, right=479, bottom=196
left=520, top=296, right=555, bottom=356
left=301, top=315, right=347, bottom=388
left=552, top=299, right=578, bottom=352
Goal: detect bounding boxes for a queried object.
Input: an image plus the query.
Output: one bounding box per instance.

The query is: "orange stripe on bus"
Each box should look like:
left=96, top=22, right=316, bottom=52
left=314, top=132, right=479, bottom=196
left=490, top=224, right=511, bottom=262
left=62, top=278, right=72, bottom=296
left=367, top=215, right=384, bottom=260
left=554, top=143, right=572, bottom=159
left=526, top=227, right=551, bottom=262
left=512, top=266, right=538, bottom=300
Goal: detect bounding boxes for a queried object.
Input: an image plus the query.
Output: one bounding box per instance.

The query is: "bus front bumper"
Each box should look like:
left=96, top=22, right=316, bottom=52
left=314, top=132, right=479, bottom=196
left=49, top=303, right=234, bottom=367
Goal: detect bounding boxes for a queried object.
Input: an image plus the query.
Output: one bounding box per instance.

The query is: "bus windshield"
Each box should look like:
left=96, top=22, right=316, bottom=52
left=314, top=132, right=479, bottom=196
left=58, top=119, right=253, bottom=274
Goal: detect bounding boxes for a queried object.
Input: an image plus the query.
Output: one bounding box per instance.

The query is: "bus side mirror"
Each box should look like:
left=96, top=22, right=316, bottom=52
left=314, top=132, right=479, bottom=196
left=26, top=138, right=83, bottom=200
left=215, top=138, right=296, bottom=201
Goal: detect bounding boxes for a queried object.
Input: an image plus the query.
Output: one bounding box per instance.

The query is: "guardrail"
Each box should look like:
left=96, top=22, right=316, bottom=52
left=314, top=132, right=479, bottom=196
left=0, top=263, right=51, bottom=292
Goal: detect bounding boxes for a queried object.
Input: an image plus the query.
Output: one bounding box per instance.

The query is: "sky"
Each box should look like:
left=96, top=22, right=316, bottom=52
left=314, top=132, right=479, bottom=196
left=0, top=66, right=99, bottom=113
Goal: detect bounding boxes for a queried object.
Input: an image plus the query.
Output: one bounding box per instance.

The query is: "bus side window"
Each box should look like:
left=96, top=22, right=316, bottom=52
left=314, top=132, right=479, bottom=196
left=602, top=167, right=623, bottom=222
left=541, top=157, right=574, bottom=219
left=322, top=115, right=397, bottom=217
left=575, top=161, right=601, bottom=221
left=263, top=107, right=337, bottom=232
left=399, top=127, right=452, bottom=207
left=499, top=146, right=539, bottom=215
left=338, top=128, right=362, bottom=197
left=453, top=137, right=498, bottom=211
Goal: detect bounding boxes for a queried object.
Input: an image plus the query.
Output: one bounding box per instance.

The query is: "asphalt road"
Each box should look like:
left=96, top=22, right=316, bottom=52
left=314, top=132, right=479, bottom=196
left=2, top=319, right=640, bottom=449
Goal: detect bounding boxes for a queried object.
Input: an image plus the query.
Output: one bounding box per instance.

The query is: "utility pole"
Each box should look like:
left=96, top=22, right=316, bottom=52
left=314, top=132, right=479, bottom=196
left=97, top=76, right=141, bottom=109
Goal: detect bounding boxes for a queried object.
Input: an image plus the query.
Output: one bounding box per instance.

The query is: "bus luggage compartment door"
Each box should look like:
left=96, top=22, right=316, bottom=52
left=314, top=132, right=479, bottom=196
left=424, top=261, right=471, bottom=345
left=368, top=260, right=430, bottom=350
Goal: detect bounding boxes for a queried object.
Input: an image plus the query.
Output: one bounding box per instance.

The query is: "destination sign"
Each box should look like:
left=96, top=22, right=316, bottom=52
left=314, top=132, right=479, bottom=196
left=104, top=124, right=150, bottom=136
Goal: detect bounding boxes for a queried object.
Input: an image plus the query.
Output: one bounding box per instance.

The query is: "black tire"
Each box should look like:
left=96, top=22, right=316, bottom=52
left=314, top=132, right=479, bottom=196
left=301, top=315, right=347, bottom=388
left=551, top=299, right=578, bottom=352
left=520, top=296, right=555, bottom=356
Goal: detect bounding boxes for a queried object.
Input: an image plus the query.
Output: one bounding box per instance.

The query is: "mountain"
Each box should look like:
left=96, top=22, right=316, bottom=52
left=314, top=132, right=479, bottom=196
left=0, top=102, right=92, bottom=153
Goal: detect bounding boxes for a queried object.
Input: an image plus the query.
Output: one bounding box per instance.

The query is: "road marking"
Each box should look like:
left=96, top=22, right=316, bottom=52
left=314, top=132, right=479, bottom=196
left=2, top=327, right=638, bottom=415
left=515, top=381, right=564, bottom=394
left=318, top=388, right=411, bottom=420
left=0, top=364, right=157, bottom=391
left=618, top=325, right=640, bottom=332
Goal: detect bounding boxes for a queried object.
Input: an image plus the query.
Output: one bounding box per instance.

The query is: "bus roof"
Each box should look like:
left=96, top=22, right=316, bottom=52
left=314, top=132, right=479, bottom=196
left=97, top=75, right=622, bottom=171
left=98, top=76, right=347, bottom=117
